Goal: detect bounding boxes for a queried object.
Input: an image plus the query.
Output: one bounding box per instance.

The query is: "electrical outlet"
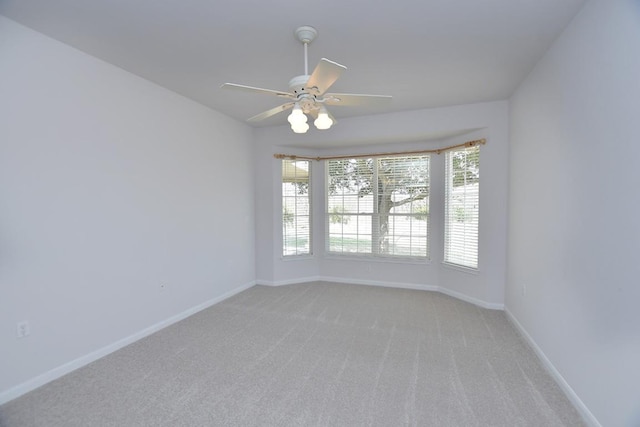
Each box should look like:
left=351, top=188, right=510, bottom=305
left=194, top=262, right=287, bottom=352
left=16, top=321, right=30, bottom=338
left=521, top=284, right=527, bottom=297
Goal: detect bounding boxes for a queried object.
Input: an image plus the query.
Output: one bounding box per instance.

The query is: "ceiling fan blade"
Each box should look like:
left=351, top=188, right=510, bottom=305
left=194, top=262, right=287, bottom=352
left=221, top=83, right=294, bottom=99
left=247, top=102, right=295, bottom=122
left=323, top=93, right=392, bottom=107
left=306, top=58, right=347, bottom=96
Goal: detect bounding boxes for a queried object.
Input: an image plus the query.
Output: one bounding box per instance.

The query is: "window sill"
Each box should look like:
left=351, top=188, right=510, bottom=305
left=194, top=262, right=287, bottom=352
left=281, top=254, right=314, bottom=261
left=324, top=253, right=431, bottom=266
left=442, top=262, right=479, bottom=275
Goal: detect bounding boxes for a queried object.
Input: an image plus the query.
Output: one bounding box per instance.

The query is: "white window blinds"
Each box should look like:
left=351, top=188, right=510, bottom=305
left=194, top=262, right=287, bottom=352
left=444, top=146, right=479, bottom=269
left=326, top=156, right=429, bottom=258
left=282, top=160, right=311, bottom=256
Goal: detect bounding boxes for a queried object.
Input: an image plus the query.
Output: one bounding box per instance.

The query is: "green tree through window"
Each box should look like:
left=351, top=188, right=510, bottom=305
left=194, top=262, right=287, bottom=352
left=327, top=156, right=429, bottom=257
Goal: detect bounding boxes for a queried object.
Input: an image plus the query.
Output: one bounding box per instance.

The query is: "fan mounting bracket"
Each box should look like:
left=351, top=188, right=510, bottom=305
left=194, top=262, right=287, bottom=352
left=294, top=26, right=317, bottom=44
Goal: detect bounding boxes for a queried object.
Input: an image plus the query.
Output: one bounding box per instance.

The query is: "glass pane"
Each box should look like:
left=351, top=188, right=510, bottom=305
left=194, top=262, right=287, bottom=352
left=327, top=156, right=429, bottom=258
left=445, top=147, right=479, bottom=268
left=283, top=160, right=311, bottom=256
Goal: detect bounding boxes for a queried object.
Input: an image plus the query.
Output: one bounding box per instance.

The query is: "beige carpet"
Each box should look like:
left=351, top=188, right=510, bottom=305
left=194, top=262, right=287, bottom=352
left=0, top=282, right=584, bottom=426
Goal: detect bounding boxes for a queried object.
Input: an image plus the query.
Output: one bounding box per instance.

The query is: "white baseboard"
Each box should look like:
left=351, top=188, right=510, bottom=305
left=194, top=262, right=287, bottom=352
left=0, top=280, right=256, bottom=405
left=437, top=287, right=504, bottom=310
left=256, top=276, right=321, bottom=286
left=259, top=275, right=503, bottom=310
left=504, top=308, right=601, bottom=427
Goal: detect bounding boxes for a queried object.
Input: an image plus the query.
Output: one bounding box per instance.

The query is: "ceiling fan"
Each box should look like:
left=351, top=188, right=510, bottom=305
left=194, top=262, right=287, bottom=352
left=221, top=26, right=392, bottom=133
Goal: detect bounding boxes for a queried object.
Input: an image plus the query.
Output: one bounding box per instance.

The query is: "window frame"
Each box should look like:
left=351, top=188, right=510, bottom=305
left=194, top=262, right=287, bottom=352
left=325, top=155, right=430, bottom=260
left=444, top=146, right=480, bottom=270
left=281, top=159, right=312, bottom=257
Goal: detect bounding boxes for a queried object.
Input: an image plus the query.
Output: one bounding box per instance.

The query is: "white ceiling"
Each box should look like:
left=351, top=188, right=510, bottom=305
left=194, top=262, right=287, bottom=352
left=0, top=0, right=586, bottom=127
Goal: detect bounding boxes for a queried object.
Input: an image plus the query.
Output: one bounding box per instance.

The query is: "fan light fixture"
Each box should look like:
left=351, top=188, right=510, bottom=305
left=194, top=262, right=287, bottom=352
left=314, top=106, right=333, bottom=130
left=287, top=103, right=333, bottom=133
left=287, top=104, right=311, bottom=133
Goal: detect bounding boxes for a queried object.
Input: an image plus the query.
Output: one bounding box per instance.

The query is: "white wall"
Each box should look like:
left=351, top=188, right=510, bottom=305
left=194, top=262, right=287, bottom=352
left=254, top=101, right=509, bottom=309
left=0, top=16, right=255, bottom=401
left=507, top=0, right=640, bottom=426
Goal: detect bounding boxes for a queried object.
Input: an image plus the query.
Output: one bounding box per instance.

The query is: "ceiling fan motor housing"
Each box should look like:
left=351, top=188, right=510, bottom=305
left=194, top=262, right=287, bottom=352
left=288, top=74, right=319, bottom=113
left=288, top=75, right=311, bottom=94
